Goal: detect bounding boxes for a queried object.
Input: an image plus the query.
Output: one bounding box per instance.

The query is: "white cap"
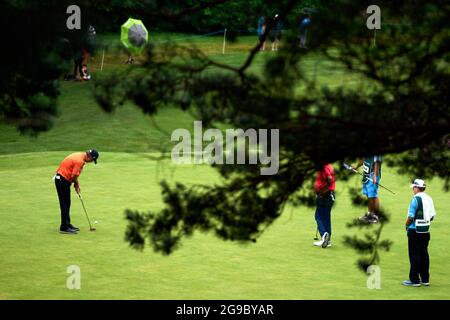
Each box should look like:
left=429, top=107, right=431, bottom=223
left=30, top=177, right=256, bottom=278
left=410, top=179, right=426, bottom=188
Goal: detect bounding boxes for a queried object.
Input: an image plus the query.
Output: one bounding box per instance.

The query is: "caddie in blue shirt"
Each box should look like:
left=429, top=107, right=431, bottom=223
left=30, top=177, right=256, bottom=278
left=355, top=155, right=382, bottom=224
left=402, top=179, right=436, bottom=287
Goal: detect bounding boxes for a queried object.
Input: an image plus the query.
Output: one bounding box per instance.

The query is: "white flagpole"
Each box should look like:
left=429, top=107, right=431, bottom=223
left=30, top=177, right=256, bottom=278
left=100, top=49, right=105, bottom=71
left=222, top=28, right=227, bottom=54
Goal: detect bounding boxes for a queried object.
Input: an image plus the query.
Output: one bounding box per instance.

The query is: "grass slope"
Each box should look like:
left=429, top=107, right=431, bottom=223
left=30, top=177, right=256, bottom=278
left=0, top=33, right=361, bottom=155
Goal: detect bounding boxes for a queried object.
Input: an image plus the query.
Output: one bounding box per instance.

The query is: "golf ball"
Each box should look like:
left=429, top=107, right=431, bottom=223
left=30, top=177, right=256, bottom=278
left=94, top=220, right=98, bottom=224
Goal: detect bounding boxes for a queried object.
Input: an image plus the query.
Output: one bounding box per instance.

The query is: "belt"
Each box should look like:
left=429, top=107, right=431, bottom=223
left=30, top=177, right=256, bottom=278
left=53, top=173, right=68, bottom=182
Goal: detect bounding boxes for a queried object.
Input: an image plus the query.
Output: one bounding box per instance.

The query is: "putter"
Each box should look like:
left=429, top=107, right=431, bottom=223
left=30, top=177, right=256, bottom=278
left=314, top=228, right=319, bottom=240
left=77, top=193, right=96, bottom=231
left=343, top=163, right=396, bottom=195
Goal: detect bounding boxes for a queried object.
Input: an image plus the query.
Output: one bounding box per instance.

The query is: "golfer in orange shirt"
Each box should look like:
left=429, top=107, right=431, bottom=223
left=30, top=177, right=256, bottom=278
left=54, top=150, right=99, bottom=234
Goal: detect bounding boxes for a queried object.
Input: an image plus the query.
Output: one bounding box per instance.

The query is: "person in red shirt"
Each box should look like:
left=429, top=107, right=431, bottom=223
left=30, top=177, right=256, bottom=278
left=313, top=163, right=336, bottom=248
left=54, top=149, right=99, bottom=234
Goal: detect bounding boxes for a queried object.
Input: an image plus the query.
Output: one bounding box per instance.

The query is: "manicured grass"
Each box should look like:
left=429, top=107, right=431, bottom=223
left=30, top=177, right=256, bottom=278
left=0, top=152, right=449, bottom=299
left=0, top=32, right=448, bottom=300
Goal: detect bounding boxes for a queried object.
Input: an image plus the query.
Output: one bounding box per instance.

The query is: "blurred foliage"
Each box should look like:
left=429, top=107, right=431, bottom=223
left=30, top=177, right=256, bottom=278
left=344, top=208, right=393, bottom=271
left=0, top=0, right=320, bottom=134
left=103, top=1, right=448, bottom=269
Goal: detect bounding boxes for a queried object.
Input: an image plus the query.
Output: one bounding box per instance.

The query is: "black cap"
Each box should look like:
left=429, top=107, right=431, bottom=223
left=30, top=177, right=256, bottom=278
left=87, top=149, right=99, bottom=164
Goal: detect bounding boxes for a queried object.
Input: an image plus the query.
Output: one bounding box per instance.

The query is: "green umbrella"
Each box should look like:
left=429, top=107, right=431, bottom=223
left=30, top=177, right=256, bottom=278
left=120, top=18, right=149, bottom=54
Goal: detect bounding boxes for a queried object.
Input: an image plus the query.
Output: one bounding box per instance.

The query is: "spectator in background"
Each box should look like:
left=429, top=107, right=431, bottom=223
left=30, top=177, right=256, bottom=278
left=257, top=16, right=266, bottom=51
left=299, top=13, right=311, bottom=48
left=82, top=25, right=96, bottom=80
left=81, top=64, right=91, bottom=81
left=57, top=37, right=77, bottom=82
left=126, top=53, right=134, bottom=64
left=73, top=25, right=96, bottom=81
left=269, top=14, right=283, bottom=51
left=73, top=49, right=83, bottom=81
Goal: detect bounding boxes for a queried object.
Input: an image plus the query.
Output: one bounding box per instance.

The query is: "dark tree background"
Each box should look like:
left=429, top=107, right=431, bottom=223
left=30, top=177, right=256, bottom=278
left=0, top=0, right=315, bottom=133
left=1, top=0, right=449, bottom=271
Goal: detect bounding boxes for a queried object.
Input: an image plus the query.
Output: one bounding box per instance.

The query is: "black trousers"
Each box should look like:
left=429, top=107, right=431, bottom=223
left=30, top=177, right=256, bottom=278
left=407, top=229, right=430, bottom=283
left=55, top=174, right=72, bottom=230
left=73, top=58, right=83, bottom=78
left=315, top=191, right=335, bottom=238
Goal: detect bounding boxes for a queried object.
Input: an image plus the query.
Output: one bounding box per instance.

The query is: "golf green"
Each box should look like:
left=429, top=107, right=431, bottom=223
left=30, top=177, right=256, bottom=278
left=0, top=32, right=448, bottom=300
left=0, top=152, right=448, bottom=299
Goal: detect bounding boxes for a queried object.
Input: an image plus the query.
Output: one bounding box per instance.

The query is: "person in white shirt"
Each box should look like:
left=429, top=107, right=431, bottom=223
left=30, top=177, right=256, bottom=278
left=402, top=179, right=436, bottom=287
